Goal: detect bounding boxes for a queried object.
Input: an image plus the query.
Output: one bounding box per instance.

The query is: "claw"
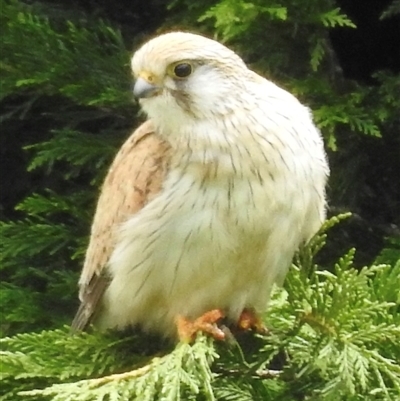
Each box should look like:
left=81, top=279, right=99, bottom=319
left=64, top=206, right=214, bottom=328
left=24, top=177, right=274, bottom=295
left=237, top=308, right=268, bottom=334
left=175, top=309, right=226, bottom=342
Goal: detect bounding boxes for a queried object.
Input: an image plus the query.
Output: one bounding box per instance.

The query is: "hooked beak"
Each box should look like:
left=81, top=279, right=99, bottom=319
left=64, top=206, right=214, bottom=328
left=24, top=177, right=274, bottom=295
left=133, top=77, right=161, bottom=99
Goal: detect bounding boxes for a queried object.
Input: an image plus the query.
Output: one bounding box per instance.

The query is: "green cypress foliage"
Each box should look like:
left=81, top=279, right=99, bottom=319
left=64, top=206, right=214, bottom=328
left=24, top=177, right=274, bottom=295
left=1, top=0, right=138, bottom=335
left=2, top=216, right=400, bottom=400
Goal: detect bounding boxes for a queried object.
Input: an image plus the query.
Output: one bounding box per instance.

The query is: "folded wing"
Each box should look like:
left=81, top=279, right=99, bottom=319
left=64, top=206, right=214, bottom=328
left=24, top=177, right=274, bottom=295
left=71, top=120, right=171, bottom=331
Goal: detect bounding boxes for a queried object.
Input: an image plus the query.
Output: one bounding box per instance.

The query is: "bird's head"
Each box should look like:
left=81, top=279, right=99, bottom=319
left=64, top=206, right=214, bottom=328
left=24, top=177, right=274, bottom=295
left=131, top=32, right=250, bottom=130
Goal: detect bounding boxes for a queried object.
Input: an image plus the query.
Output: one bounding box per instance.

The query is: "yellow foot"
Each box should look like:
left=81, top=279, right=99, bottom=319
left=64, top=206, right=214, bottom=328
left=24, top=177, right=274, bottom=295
left=237, top=307, right=268, bottom=334
left=175, top=309, right=226, bottom=342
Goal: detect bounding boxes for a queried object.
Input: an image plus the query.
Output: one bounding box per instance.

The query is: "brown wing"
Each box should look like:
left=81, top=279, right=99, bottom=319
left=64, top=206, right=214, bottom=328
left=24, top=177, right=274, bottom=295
left=71, top=120, right=171, bottom=331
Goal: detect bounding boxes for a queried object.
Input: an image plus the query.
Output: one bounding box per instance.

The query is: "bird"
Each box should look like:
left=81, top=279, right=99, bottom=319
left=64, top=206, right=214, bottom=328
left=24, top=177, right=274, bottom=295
left=72, top=31, right=329, bottom=341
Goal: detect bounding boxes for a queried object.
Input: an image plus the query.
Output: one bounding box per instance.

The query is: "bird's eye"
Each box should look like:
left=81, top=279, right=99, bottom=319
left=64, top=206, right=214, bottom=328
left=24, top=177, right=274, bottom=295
left=173, top=62, right=192, bottom=78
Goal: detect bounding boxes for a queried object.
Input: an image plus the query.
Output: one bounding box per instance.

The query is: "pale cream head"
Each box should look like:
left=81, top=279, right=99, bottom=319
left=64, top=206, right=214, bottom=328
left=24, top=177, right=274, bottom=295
left=131, top=32, right=250, bottom=124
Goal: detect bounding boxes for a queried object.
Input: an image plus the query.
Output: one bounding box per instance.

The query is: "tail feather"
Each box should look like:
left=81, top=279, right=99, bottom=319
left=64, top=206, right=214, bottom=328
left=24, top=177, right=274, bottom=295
left=71, top=275, right=108, bottom=332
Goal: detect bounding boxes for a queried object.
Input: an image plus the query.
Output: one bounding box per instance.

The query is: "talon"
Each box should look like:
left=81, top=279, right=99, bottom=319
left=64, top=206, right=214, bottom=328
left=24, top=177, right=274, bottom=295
left=175, top=309, right=226, bottom=342
left=237, top=307, right=268, bottom=334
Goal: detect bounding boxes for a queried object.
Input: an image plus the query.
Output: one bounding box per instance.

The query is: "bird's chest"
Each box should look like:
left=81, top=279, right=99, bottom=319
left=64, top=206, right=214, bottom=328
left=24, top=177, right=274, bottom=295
left=121, top=133, right=310, bottom=287
left=159, top=161, right=286, bottom=251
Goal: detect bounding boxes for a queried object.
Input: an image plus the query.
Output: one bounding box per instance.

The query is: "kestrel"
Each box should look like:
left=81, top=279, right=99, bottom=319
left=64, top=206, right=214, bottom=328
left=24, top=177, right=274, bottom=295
left=72, top=32, right=329, bottom=341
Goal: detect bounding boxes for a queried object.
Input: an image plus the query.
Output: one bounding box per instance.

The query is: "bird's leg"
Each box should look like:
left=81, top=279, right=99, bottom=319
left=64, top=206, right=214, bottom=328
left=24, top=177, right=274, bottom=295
left=237, top=307, right=268, bottom=334
left=175, top=309, right=226, bottom=342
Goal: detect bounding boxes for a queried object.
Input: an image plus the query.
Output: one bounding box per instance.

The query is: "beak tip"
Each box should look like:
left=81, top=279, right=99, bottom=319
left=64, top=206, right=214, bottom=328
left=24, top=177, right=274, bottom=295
left=133, top=77, right=160, bottom=99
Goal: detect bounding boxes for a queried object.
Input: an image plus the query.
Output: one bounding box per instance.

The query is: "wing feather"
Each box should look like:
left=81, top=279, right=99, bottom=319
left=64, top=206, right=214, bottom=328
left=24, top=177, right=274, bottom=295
left=71, top=120, right=171, bottom=331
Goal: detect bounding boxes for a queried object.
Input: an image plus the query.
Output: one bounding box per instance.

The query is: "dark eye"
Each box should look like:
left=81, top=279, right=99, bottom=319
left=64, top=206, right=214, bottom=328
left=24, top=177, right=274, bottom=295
left=173, top=62, right=192, bottom=78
